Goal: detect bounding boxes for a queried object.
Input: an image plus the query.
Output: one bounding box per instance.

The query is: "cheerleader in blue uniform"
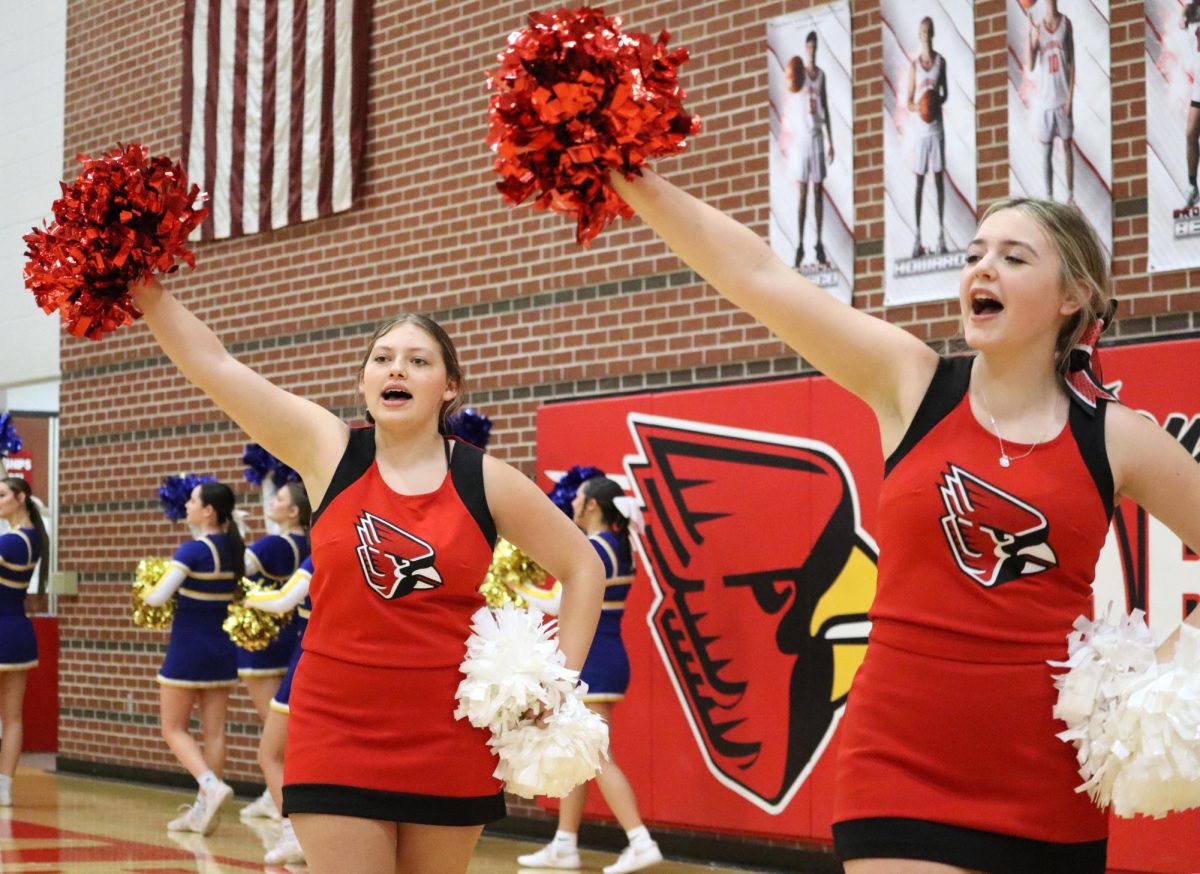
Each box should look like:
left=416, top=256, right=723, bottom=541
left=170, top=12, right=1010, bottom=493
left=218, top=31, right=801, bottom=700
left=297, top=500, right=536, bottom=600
left=519, top=475, right=662, bottom=874
left=243, top=555, right=313, bottom=865
left=143, top=481, right=243, bottom=834
left=237, top=481, right=310, bottom=821
left=0, top=477, right=49, bottom=808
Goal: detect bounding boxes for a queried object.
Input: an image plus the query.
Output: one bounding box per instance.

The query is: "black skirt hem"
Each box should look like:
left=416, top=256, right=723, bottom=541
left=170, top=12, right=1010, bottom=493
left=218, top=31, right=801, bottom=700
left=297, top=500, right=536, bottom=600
left=283, top=783, right=506, bottom=826
left=832, top=817, right=1106, bottom=874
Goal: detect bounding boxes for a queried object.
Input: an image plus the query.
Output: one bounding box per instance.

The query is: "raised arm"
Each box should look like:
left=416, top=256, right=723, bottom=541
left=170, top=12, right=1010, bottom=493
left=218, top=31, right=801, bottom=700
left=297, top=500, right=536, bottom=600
left=483, top=457, right=604, bottom=672
left=1107, top=405, right=1200, bottom=656
left=609, top=171, right=937, bottom=439
left=132, top=278, right=348, bottom=505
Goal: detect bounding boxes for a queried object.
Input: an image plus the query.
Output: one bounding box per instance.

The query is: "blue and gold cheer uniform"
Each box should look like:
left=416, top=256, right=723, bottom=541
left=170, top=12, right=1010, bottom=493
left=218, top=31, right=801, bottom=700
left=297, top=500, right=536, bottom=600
left=238, top=531, right=309, bottom=677
left=157, top=534, right=240, bottom=688
left=0, top=528, right=39, bottom=671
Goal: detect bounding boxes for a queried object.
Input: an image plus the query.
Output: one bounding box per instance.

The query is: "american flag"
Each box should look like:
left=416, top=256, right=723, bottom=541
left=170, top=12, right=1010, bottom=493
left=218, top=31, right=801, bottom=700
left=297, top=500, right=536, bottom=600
left=181, top=0, right=370, bottom=240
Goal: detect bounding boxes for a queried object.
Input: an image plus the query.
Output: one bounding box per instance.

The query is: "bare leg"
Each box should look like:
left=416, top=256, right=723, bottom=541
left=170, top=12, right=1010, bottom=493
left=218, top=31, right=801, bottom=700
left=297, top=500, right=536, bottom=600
left=912, top=174, right=925, bottom=254
left=292, top=814, right=397, bottom=874
left=395, top=822, right=485, bottom=874
left=243, top=675, right=283, bottom=723
left=1044, top=139, right=1055, bottom=199
left=557, top=774, right=590, bottom=833
left=159, top=686, right=208, bottom=778
left=196, top=687, right=231, bottom=777
left=934, top=171, right=945, bottom=236
left=258, top=708, right=288, bottom=812
left=0, top=671, right=29, bottom=778
left=814, top=181, right=825, bottom=250
left=845, top=861, right=984, bottom=874
left=1063, top=137, right=1075, bottom=205
left=1188, top=106, right=1200, bottom=184
left=795, top=181, right=809, bottom=266
left=584, top=701, right=646, bottom=831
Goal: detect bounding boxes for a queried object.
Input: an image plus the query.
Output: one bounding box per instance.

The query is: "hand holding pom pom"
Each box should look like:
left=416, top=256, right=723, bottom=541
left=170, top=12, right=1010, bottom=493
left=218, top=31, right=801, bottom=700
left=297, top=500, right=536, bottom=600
left=132, top=557, right=176, bottom=629
left=224, top=579, right=294, bottom=651
left=23, top=143, right=207, bottom=340
left=488, top=6, right=701, bottom=245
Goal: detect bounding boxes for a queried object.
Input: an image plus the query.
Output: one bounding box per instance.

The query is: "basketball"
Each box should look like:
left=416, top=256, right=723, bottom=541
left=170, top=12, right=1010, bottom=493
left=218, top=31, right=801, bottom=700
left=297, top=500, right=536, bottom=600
left=918, top=90, right=938, bottom=124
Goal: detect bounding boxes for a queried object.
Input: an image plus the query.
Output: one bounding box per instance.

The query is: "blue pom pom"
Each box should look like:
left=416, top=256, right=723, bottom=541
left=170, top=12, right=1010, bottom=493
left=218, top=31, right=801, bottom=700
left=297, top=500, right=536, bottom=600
left=448, top=408, right=493, bottom=449
left=242, top=444, right=274, bottom=486
left=0, top=413, right=23, bottom=457
left=547, top=465, right=605, bottom=516
left=158, top=473, right=216, bottom=522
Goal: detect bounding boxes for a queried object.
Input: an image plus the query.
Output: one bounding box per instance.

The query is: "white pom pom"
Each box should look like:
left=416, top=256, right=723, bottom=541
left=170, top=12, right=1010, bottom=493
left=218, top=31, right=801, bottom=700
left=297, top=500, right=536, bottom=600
left=490, top=689, right=610, bottom=798
left=454, top=605, right=580, bottom=733
left=1052, top=612, right=1200, bottom=818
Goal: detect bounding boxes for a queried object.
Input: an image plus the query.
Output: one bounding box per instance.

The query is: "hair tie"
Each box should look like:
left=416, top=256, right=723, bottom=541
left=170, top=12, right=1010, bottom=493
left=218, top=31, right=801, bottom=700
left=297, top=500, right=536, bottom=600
left=611, top=496, right=645, bottom=536
left=1065, top=300, right=1118, bottom=414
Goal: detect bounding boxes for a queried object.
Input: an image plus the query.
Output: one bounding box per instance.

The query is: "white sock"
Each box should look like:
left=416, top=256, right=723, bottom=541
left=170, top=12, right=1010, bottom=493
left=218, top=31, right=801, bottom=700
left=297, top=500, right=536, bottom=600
left=0, top=775, right=11, bottom=792
left=197, top=770, right=220, bottom=792
left=552, top=830, right=578, bottom=849
left=280, top=818, right=296, bottom=841
left=625, top=825, right=652, bottom=848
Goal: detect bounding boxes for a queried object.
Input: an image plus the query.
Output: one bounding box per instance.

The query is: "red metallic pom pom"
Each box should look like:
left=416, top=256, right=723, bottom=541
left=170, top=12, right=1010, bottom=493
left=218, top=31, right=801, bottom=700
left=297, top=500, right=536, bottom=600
left=23, top=143, right=208, bottom=340
left=488, top=6, right=701, bottom=245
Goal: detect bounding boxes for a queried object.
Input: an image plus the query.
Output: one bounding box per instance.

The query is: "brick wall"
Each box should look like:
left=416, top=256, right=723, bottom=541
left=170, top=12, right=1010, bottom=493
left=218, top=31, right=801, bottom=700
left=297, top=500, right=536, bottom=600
left=55, top=0, right=1195, bottom=846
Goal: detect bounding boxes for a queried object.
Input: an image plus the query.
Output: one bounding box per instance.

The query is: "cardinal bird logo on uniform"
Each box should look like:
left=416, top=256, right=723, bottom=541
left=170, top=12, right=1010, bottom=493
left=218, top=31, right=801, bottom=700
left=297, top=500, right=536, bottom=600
left=353, top=512, right=443, bottom=599
left=938, top=465, right=1057, bottom=587
left=623, top=414, right=877, bottom=814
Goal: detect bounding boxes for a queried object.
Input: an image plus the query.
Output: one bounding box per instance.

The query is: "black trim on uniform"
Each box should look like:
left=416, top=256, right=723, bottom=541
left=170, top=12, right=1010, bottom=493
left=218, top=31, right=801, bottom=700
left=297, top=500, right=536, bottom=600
left=1068, top=397, right=1115, bottom=521
left=284, top=783, right=506, bottom=826
left=884, top=356, right=972, bottom=476
left=312, top=427, right=377, bottom=525
left=833, top=818, right=1106, bottom=874
left=448, top=438, right=497, bottom=549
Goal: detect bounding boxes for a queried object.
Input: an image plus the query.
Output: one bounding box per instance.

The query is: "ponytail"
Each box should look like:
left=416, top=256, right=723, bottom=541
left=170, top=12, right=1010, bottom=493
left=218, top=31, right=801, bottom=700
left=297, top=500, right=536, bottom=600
left=282, top=481, right=312, bottom=532
left=3, top=477, right=49, bottom=594
left=198, top=481, right=245, bottom=578
left=580, top=476, right=631, bottom=563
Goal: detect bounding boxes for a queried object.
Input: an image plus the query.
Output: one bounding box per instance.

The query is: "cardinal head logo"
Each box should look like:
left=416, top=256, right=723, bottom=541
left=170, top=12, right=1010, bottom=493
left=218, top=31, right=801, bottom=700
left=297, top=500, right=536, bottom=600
left=623, top=414, right=877, bottom=814
left=353, top=512, right=443, bottom=599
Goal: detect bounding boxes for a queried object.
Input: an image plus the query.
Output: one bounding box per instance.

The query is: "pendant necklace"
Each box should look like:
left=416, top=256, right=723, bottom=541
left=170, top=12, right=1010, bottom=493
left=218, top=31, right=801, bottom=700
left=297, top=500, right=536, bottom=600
left=976, top=383, right=1059, bottom=468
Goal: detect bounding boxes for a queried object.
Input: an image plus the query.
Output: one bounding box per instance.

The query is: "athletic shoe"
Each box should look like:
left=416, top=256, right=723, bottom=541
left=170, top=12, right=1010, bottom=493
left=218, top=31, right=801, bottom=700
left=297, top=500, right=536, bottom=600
left=265, top=832, right=306, bottom=865
left=517, top=842, right=582, bottom=869
left=1187, top=186, right=1200, bottom=209
left=167, top=781, right=233, bottom=835
left=239, top=787, right=280, bottom=821
left=603, top=841, right=664, bottom=874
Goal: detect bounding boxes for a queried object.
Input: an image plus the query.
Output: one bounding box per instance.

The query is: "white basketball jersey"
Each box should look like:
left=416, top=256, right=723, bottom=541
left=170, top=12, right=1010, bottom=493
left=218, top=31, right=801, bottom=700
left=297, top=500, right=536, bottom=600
left=911, top=53, right=943, bottom=131
left=797, top=67, right=826, bottom=135
left=1034, top=16, right=1071, bottom=110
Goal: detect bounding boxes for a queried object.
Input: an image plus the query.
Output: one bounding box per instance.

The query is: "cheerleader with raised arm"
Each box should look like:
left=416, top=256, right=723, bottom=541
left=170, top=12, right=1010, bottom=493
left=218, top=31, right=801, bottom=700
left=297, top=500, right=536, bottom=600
left=237, top=481, right=311, bottom=822
left=143, top=481, right=243, bottom=835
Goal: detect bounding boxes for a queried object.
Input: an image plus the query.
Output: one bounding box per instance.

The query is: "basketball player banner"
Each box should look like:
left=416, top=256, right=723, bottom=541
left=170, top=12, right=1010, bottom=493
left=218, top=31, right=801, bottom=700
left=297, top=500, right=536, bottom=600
left=536, top=336, right=1200, bottom=871
left=766, top=2, right=854, bottom=303
left=1007, top=0, right=1113, bottom=256
left=881, top=0, right=978, bottom=305
left=1145, top=0, right=1200, bottom=272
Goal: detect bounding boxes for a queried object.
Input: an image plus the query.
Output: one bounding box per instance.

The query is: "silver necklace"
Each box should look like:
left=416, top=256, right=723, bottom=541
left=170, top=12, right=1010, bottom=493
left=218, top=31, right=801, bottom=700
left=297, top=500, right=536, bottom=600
left=975, top=384, right=1060, bottom=468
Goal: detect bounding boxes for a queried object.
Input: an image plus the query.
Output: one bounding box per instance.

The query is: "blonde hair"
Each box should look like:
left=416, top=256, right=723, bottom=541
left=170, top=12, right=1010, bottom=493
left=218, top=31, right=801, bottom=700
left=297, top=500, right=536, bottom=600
left=978, top=197, right=1114, bottom=376
left=357, top=314, right=465, bottom=433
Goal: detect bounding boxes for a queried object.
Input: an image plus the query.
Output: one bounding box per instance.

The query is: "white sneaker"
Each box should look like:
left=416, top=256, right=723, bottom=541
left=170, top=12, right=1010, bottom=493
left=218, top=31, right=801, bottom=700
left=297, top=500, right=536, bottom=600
left=239, top=787, right=280, bottom=820
left=517, top=842, right=582, bottom=869
left=0, top=775, right=11, bottom=806
left=603, top=841, right=663, bottom=874
left=167, top=781, right=233, bottom=835
left=264, top=831, right=306, bottom=865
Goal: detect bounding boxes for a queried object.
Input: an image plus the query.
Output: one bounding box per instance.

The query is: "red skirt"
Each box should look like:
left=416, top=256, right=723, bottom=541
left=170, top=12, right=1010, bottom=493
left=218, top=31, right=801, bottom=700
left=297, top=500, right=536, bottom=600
left=283, top=649, right=504, bottom=825
left=834, top=637, right=1108, bottom=844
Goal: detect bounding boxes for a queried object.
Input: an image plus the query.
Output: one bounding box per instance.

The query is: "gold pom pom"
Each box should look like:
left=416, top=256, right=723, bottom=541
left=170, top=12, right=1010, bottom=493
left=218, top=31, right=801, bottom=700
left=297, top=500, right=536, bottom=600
left=223, top=578, right=293, bottom=651
left=132, top=557, right=175, bottom=630
left=479, top=539, right=552, bottom=609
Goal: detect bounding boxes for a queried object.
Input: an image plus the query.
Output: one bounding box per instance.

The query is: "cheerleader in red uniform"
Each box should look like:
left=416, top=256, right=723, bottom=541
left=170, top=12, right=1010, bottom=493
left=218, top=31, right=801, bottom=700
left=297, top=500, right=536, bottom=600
left=608, top=171, right=1200, bottom=873
left=131, top=278, right=605, bottom=874
left=0, top=477, right=50, bottom=807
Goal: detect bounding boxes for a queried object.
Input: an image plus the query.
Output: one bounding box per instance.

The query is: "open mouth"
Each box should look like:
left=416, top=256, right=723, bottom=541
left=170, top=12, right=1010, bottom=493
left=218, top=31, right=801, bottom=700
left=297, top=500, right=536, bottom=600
left=970, top=291, right=1004, bottom=316
left=381, top=388, right=412, bottom=402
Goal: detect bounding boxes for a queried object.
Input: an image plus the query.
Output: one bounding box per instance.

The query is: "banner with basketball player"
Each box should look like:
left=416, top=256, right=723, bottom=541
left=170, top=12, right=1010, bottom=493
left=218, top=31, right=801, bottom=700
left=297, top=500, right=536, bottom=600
left=881, top=1, right=978, bottom=305
left=766, top=2, right=854, bottom=303
left=1007, top=0, right=1112, bottom=255
left=1145, top=0, right=1200, bottom=272
left=535, top=337, right=1200, bottom=867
